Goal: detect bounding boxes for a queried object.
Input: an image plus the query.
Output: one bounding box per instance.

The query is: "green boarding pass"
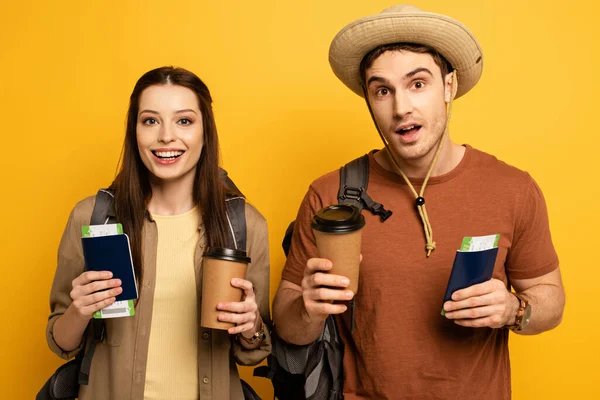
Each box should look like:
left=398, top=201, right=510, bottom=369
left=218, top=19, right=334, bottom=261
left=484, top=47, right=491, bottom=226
left=82, top=223, right=123, bottom=238
left=459, top=234, right=500, bottom=252
left=93, top=300, right=135, bottom=319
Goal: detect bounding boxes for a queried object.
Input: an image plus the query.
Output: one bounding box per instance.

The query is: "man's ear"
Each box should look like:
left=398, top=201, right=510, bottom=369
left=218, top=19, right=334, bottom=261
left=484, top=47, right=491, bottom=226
left=444, top=71, right=458, bottom=103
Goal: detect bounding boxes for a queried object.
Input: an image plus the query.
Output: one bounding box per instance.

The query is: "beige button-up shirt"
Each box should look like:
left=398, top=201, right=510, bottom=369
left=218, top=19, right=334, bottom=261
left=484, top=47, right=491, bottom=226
left=46, top=195, right=271, bottom=399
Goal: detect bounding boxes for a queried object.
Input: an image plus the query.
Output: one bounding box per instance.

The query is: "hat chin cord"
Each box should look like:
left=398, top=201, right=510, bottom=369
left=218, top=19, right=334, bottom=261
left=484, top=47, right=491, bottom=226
left=362, top=70, right=457, bottom=257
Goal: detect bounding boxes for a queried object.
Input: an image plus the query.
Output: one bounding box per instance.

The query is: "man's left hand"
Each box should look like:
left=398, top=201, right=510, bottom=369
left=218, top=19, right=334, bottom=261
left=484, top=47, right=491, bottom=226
left=443, top=279, right=519, bottom=328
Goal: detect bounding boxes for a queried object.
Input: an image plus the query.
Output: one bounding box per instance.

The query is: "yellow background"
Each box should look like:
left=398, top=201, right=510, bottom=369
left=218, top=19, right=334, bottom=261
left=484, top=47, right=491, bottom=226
left=0, top=0, right=597, bottom=398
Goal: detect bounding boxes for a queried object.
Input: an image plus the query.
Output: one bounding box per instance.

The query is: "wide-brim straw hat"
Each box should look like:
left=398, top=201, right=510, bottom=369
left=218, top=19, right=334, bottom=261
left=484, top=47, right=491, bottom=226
left=329, top=4, right=483, bottom=99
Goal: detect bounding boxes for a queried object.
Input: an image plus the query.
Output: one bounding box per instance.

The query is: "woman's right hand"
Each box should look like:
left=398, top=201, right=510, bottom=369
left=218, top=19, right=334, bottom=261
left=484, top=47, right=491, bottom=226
left=68, top=271, right=122, bottom=320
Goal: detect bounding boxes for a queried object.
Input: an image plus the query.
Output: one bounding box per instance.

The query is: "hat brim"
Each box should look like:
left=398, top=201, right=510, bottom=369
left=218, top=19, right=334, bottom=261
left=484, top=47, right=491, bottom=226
left=329, top=11, right=483, bottom=99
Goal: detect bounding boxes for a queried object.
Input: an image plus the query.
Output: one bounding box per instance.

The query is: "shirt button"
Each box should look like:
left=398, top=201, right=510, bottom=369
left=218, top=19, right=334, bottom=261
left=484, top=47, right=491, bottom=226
left=203, top=377, right=209, bottom=384
left=202, top=332, right=210, bottom=340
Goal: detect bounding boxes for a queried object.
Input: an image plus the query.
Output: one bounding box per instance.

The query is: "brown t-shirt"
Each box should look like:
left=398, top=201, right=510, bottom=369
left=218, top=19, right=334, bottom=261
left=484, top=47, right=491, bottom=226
left=281, top=145, right=558, bottom=400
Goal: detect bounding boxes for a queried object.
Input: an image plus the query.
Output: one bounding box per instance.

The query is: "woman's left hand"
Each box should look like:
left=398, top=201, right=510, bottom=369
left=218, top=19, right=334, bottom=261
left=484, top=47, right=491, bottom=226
left=216, top=278, right=260, bottom=337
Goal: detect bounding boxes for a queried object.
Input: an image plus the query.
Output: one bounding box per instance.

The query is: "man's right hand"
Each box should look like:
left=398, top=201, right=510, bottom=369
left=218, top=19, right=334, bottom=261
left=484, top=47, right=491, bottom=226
left=68, top=271, right=122, bottom=320
left=301, top=258, right=354, bottom=322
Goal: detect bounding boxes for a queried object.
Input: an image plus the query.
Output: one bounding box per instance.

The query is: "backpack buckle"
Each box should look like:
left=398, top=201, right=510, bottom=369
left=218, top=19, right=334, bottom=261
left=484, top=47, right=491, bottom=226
left=371, top=203, right=393, bottom=222
left=340, top=186, right=363, bottom=201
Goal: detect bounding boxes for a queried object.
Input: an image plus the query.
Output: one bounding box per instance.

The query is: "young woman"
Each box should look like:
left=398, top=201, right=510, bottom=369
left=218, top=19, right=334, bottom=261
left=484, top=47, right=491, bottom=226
left=45, top=66, right=270, bottom=399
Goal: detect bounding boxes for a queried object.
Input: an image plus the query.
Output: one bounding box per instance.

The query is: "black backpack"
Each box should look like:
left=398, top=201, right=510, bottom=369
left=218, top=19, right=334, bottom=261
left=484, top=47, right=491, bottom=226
left=37, top=169, right=261, bottom=400
left=254, top=154, right=392, bottom=400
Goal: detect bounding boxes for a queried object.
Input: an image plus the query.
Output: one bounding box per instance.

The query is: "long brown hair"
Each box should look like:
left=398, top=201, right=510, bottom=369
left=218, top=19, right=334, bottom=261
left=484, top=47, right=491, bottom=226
left=111, top=66, right=229, bottom=282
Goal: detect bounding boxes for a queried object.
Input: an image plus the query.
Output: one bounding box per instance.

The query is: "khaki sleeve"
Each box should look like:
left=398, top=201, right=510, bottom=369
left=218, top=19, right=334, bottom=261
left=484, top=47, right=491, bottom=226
left=281, top=186, right=324, bottom=286
left=506, top=175, right=559, bottom=280
left=46, top=198, right=93, bottom=360
left=231, top=203, right=272, bottom=366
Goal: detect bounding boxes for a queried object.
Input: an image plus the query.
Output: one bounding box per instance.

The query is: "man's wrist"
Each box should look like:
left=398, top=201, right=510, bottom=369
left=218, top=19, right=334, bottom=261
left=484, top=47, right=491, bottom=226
left=504, top=292, right=532, bottom=331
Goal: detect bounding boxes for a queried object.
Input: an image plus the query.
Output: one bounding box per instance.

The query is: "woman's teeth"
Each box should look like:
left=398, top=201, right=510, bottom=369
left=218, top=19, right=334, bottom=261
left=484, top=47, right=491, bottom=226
left=154, top=151, right=183, bottom=159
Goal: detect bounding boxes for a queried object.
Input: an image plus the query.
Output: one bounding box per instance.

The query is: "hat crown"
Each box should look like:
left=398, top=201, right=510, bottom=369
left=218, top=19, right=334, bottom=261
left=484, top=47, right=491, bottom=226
left=329, top=3, right=483, bottom=99
left=381, top=4, right=422, bottom=15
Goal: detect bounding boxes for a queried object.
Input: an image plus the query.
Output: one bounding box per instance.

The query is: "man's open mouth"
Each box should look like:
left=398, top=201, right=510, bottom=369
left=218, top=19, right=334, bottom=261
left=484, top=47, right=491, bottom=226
left=396, top=125, right=421, bottom=135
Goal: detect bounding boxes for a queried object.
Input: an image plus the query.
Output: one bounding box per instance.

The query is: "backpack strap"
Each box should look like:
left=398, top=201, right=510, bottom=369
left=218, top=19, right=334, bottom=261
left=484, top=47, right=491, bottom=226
left=281, top=221, right=295, bottom=258
left=337, top=155, right=392, bottom=222
left=220, top=168, right=244, bottom=198
left=78, top=319, right=105, bottom=385
left=338, top=156, right=388, bottom=335
left=79, top=188, right=116, bottom=385
left=219, top=168, right=247, bottom=251
left=225, top=195, right=247, bottom=251
left=337, top=156, right=367, bottom=210
left=91, top=189, right=116, bottom=225
left=303, top=315, right=343, bottom=400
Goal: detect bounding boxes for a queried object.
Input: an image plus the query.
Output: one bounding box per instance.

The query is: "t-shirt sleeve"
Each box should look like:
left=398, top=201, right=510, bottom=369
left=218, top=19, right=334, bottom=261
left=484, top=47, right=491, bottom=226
left=281, top=186, right=324, bottom=286
left=506, top=175, right=559, bottom=280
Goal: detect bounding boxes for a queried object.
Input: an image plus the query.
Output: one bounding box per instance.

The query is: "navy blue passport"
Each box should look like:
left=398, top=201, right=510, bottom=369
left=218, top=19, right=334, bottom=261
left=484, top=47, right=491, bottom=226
left=442, top=247, right=499, bottom=308
left=81, top=234, right=138, bottom=301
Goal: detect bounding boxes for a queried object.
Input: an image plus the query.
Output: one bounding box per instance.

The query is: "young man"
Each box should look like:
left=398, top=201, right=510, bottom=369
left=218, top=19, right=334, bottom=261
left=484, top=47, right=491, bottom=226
left=273, top=5, right=565, bottom=400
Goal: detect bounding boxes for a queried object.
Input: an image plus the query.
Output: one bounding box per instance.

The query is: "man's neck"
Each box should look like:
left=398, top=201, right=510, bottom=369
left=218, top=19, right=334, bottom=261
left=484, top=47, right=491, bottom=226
left=374, top=136, right=465, bottom=179
left=147, top=173, right=196, bottom=216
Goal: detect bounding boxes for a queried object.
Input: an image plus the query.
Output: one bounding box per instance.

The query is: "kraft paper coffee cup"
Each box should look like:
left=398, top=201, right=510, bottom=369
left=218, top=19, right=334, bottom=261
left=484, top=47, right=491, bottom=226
left=200, top=247, right=251, bottom=330
left=311, top=204, right=365, bottom=294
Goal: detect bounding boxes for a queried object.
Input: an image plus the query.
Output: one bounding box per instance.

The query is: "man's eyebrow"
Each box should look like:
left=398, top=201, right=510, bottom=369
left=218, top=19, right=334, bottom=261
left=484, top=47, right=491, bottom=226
left=366, top=68, right=434, bottom=86
left=404, top=67, right=434, bottom=79
left=366, top=76, right=391, bottom=86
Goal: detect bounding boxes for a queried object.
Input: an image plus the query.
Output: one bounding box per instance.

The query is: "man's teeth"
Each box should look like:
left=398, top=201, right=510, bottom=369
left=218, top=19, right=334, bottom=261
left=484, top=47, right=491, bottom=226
left=401, top=126, right=415, bottom=131
left=155, top=151, right=183, bottom=158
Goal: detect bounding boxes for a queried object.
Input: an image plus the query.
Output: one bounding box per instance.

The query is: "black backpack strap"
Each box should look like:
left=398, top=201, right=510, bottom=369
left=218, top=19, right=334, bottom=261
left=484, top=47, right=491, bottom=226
left=219, top=169, right=247, bottom=251
left=281, top=221, right=295, bottom=258
left=220, top=168, right=244, bottom=197
left=324, top=316, right=343, bottom=400
left=225, top=195, right=247, bottom=251
left=338, top=155, right=392, bottom=222
left=78, top=319, right=105, bottom=385
left=91, top=189, right=116, bottom=225
left=337, top=155, right=368, bottom=210
left=78, top=188, right=116, bottom=385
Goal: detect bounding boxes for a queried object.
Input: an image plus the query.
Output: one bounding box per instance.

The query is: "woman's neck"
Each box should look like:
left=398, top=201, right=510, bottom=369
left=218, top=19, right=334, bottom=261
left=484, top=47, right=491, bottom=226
left=147, top=175, right=195, bottom=216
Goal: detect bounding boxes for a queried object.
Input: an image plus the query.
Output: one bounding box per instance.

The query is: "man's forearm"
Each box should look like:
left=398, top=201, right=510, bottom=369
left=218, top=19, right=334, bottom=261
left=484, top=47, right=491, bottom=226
left=515, top=283, right=565, bottom=335
left=273, top=287, right=325, bottom=345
